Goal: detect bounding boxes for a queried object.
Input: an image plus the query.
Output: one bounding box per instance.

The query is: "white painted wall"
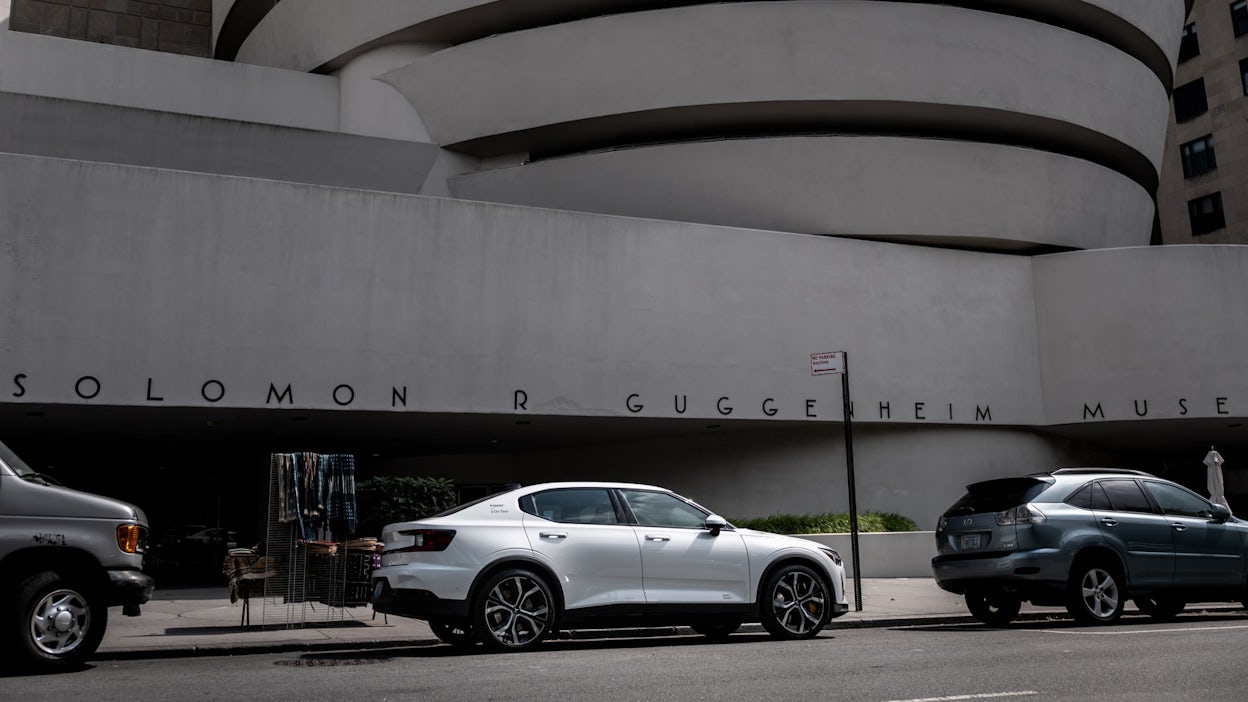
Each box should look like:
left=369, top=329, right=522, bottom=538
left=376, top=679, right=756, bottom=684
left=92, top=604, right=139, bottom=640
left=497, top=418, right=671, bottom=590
left=453, top=136, right=1155, bottom=250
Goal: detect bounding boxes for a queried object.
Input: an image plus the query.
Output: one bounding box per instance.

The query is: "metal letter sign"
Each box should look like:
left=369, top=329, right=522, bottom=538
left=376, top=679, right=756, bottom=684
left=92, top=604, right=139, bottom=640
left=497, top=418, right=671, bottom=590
left=811, top=351, right=845, bottom=376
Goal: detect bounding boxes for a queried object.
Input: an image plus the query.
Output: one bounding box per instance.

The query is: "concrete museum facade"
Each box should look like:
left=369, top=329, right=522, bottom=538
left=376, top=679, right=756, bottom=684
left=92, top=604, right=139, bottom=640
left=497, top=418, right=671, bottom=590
left=1, top=0, right=1244, bottom=538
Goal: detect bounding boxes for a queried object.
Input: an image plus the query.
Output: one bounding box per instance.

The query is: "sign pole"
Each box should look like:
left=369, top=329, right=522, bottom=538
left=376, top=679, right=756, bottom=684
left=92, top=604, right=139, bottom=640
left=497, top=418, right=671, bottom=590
left=841, top=353, right=862, bottom=611
left=810, top=350, right=862, bottom=612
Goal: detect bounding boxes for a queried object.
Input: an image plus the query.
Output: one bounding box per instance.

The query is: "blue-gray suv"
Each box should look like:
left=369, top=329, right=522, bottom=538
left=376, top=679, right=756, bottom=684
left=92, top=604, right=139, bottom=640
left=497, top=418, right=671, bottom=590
left=932, top=468, right=1247, bottom=625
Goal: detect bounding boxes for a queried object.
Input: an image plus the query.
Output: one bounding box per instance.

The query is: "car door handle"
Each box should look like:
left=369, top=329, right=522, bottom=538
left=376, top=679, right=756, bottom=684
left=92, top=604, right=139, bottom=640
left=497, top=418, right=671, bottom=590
left=539, top=532, right=568, bottom=540
left=1171, top=523, right=1188, bottom=532
left=1100, top=517, right=1118, bottom=527
left=645, top=534, right=671, bottom=542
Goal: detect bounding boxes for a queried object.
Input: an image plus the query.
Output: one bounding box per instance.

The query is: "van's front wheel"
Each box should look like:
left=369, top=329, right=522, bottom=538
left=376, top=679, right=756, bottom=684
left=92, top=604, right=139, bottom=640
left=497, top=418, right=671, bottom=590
left=10, top=571, right=107, bottom=670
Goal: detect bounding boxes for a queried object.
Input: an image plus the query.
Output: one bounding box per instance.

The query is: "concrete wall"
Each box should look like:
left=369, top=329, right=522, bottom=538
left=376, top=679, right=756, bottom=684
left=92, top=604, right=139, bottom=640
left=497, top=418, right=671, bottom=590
left=797, top=532, right=936, bottom=579
left=452, top=136, right=1155, bottom=250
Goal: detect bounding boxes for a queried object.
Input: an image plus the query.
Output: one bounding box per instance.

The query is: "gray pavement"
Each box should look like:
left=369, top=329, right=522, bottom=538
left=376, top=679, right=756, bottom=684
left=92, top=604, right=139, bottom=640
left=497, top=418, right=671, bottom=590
left=95, top=577, right=1047, bottom=659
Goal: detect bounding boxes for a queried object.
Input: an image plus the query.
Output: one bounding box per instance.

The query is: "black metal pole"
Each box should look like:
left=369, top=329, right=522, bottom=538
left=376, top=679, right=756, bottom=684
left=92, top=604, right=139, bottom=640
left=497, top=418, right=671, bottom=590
left=841, top=353, right=862, bottom=611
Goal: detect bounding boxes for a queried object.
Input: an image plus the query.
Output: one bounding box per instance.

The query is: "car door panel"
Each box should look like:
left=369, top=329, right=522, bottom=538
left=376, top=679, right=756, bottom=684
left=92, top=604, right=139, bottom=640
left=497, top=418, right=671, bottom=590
left=637, top=528, right=750, bottom=604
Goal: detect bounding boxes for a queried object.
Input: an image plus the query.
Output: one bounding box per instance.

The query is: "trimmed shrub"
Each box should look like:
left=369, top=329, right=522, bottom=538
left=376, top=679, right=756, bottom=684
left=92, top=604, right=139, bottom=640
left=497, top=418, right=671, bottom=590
left=728, top=512, right=919, bottom=534
left=356, top=476, right=458, bottom=538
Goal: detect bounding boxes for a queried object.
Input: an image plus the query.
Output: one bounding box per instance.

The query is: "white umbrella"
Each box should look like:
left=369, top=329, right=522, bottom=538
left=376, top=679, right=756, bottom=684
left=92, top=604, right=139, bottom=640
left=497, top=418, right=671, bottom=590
left=1204, top=448, right=1231, bottom=514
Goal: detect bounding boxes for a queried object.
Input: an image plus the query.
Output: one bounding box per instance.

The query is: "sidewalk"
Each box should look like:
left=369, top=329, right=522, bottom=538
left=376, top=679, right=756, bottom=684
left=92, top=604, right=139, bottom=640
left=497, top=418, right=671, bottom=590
left=95, top=578, right=1049, bottom=659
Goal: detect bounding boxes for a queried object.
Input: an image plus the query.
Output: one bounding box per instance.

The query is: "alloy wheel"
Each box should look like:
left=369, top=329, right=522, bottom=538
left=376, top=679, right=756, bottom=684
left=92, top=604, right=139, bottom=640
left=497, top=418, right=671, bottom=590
left=481, top=573, right=551, bottom=650
left=768, top=567, right=827, bottom=636
left=30, top=588, right=91, bottom=656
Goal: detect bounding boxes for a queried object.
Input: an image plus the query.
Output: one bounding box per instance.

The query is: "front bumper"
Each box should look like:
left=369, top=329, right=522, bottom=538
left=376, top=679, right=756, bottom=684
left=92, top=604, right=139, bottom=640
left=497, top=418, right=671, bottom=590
left=107, top=569, right=155, bottom=614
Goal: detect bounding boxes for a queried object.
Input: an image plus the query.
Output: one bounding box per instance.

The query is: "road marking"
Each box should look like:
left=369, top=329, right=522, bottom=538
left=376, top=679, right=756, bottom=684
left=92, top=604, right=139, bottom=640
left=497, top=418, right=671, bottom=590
left=883, top=692, right=1039, bottom=702
left=1039, top=623, right=1248, bottom=636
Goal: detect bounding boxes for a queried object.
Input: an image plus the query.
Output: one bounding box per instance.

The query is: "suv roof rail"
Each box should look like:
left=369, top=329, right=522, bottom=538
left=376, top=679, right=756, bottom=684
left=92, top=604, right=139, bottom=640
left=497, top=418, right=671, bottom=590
left=1050, top=467, right=1153, bottom=477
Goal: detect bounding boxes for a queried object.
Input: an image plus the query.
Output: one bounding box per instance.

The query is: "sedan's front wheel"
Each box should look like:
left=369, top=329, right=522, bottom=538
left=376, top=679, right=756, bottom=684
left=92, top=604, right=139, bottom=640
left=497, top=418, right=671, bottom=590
left=759, top=564, right=829, bottom=639
left=473, top=569, right=555, bottom=652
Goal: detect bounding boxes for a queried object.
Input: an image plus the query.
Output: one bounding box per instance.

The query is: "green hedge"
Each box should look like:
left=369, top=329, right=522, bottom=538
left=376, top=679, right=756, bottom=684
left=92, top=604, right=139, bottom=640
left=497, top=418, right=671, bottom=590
left=356, top=476, right=459, bottom=538
left=728, top=512, right=919, bottom=534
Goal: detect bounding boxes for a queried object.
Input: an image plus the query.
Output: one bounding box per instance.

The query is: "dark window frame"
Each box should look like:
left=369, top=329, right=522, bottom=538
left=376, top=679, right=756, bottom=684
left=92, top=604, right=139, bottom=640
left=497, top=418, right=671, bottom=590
left=1179, top=23, right=1200, bottom=62
left=1180, top=134, right=1217, bottom=178
left=1188, top=192, right=1227, bottom=236
left=1241, top=57, right=1248, bottom=96
left=1173, top=78, right=1209, bottom=122
left=1234, top=0, right=1248, bottom=38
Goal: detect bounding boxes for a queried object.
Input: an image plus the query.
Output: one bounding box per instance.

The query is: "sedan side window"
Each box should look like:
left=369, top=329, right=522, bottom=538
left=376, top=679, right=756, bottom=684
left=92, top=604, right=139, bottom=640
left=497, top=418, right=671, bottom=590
left=523, top=488, right=617, bottom=524
left=1143, top=482, right=1214, bottom=519
left=1098, top=480, right=1155, bottom=514
left=620, top=489, right=708, bottom=528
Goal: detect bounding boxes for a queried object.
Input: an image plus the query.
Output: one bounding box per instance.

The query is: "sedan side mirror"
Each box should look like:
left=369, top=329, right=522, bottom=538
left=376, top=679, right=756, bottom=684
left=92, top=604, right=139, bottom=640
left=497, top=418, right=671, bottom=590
left=704, top=514, right=728, bottom=536
left=1210, top=503, right=1232, bottom=523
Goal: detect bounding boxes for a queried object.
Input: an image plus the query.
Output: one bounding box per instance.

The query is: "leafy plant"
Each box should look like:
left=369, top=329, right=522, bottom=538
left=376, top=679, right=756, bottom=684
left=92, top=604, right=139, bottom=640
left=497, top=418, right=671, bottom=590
left=356, top=476, right=458, bottom=538
left=727, top=512, right=919, bottom=534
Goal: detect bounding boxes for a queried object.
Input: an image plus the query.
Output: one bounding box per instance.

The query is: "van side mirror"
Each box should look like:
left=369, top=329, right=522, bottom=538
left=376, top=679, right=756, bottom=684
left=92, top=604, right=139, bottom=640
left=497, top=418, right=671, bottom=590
left=1210, top=503, right=1231, bottom=523
left=704, top=514, right=728, bottom=536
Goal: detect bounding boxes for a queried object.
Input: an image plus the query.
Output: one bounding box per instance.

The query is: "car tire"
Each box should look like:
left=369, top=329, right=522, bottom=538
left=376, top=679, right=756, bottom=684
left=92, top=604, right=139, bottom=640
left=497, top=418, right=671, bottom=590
left=429, top=620, right=478, bottom=647
left=10, top=571, right=107, bottom=670
left=964, top=589, right=1022, bottom=626
left=1066, top=561, right=1125, bottom=625
left=472, top=568, right=555, bottom=652
left=690, top=622, right=741, bottom=641
left=759, top=564, right=830, bottom=640
left=1133, top=595, right=1185, bottom=621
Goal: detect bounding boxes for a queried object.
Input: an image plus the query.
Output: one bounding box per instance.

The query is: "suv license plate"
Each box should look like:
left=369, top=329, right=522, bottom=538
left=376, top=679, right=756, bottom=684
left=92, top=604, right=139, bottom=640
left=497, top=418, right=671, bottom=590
left=959, top=534, right=982, bottom=550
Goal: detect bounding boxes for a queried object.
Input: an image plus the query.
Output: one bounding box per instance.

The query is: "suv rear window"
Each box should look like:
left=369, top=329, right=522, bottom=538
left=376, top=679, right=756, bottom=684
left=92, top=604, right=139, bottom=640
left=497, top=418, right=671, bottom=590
left=942, top=476, right=1053, bottom=517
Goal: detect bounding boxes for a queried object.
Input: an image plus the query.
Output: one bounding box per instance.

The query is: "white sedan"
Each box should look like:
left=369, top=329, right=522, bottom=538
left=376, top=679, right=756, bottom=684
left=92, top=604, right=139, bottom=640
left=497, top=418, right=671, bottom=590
left=371, top=481, right=849, bottom=651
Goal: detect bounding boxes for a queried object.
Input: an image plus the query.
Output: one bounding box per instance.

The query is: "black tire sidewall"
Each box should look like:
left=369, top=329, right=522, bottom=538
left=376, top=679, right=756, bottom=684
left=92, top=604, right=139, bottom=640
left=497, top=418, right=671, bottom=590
left=12, top=570, right=107, bottom=670
left=965, top=589, right=1021, bottom=626
left=759, top=564, right=830, bottom=639
left=1066, top=562, right=1125, bottom=625
left=472, top=568, right=555, bottom=652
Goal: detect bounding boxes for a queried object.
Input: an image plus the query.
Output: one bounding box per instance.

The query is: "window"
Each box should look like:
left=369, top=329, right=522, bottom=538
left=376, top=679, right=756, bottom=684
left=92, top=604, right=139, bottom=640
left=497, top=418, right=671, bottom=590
left=523, top=488, right=618, bottom=524
left=1241, top=57, right=1248, bottom=95
left=1179, top=23, right=1200, bottom=62
left=1188, top=192, right=1226, bottom=235
left=1180, top=135, right=1217, bottom=178
left=1173, top=78, right=1208, bottom=122
left=1143, top=482, right=1215, bottom=519
left=1234, top=0, right=1248, bottom=37
left=620, top=489, right=708, bottom=528
left=1099, top=480, right=1155, bottom=513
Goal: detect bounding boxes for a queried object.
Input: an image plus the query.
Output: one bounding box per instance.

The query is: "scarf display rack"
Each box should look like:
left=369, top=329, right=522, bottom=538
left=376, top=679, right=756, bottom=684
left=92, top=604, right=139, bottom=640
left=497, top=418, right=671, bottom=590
left=254, top=452, right=378, bottom=629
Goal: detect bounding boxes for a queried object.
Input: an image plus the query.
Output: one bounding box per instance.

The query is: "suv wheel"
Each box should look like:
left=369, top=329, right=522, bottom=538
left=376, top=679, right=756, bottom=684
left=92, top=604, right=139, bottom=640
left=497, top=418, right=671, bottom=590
left=1133, top=595, right=1185, bottom=621
left=1066, top=561, right=1125, bottom=624
left=11, top=571, right=107, bottom=670
left=964, top=588, right=1022, bottom=626
left=473, top=569, right=554, bottom=652
left=760, top=564, right=829, bottom=639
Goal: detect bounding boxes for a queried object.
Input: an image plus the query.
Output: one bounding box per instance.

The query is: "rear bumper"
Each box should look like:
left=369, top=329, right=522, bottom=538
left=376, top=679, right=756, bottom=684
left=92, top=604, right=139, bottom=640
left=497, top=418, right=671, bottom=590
left=107, top=569, right=155, bottom=612
left=371, top=578, right=469, bottom=622
left=931, top=548, right=1069, bottom=596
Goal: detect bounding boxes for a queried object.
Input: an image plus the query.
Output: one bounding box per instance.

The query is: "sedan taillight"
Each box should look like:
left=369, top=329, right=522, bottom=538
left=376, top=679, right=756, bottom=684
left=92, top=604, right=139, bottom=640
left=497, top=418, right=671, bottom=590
left=392, top=529, right=455, bottom=553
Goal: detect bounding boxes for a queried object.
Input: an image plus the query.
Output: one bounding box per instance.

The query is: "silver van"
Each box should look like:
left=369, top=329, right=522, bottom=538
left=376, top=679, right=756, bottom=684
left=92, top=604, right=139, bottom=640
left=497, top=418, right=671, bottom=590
left=0, top=440, right=154, bottom=670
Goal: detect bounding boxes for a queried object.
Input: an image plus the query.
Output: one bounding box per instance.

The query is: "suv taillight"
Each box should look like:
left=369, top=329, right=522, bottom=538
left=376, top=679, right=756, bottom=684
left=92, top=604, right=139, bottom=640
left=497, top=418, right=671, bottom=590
left=393, top=529, right=455, bottom=553
left=995, top=504, right=1046, bottom=526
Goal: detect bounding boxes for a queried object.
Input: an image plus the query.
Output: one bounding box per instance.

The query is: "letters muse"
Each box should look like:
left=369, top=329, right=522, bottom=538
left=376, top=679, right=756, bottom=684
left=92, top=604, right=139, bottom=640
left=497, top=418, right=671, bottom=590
left=7, top=374, right=1234, bottom=421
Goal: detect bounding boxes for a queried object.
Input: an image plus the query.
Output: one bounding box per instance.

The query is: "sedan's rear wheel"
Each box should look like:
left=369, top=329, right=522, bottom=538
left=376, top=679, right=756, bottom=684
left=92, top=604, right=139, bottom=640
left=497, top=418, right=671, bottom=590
left=964, top=589, right=1021, bottom=626
left=759, top=564, right=829, bottom=639
left=429, top=620, right=478, bottom=647
left=1133, top=595, right=1185, bottom=621
left=473, top=569, right=554, bottom=652
left=1066, top=561, right=1125, bottom=624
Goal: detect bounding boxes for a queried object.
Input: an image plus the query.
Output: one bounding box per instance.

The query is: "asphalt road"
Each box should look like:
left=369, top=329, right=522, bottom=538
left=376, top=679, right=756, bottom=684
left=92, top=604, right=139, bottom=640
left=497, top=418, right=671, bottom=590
left=6, top=612, right=1248, bottom=701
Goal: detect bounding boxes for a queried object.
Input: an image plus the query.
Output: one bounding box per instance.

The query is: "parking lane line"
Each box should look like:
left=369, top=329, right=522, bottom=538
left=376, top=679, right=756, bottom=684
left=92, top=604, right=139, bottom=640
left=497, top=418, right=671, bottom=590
left=1038, top=623, right=1248, bottom=636
left=883, top=692, right=1039, bottom=702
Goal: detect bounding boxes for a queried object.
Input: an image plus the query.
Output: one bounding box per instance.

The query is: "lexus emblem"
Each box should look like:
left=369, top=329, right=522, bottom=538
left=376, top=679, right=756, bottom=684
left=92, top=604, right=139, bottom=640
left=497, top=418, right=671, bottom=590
left=962, top=518, right=973, bottom=526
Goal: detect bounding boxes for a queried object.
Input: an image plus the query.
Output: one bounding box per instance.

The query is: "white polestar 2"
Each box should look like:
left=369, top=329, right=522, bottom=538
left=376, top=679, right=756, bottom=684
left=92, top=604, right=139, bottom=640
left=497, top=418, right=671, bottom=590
left=371, top=481, right=849, bottom=651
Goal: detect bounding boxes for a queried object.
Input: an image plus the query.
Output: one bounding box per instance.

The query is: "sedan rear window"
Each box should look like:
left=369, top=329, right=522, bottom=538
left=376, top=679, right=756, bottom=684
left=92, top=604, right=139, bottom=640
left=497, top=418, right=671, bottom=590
left=521, top=488, right=617, bottom=524
left=942, top=477, right=1052, bottom=517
